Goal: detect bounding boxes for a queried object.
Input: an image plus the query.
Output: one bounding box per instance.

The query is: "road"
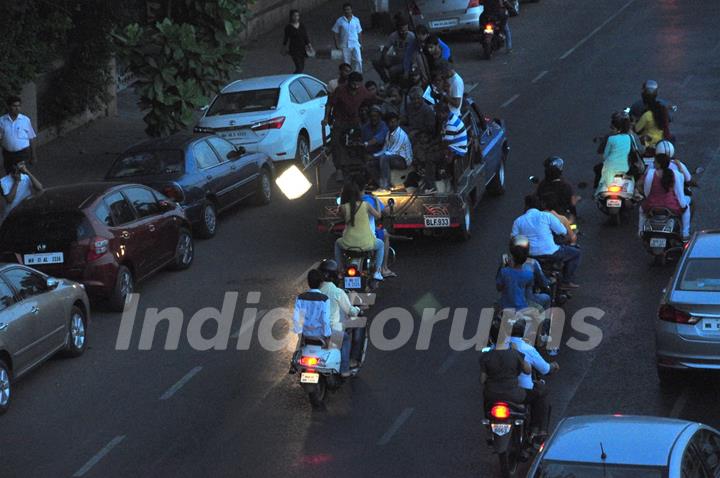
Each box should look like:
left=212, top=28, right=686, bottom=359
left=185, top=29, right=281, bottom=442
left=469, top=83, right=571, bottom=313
left=3, top=0, right=720, bottom=477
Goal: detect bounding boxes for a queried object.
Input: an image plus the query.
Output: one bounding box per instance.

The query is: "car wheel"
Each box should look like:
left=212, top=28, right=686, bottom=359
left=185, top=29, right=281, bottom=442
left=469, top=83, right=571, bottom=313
left=295, top=134, right=311, bottom=168
left=197, top=201, right=217, bottom=239
left=0, top=359, right=11, bottom=415
left=486, top=160, right=506, bottom=195
left=170, top=228, right=194, bottom=270
left=108, top=266, right=133, bottom=313
left=254, top=168, right=272, bottom=205
left=63, top=306, right=87, bottom=357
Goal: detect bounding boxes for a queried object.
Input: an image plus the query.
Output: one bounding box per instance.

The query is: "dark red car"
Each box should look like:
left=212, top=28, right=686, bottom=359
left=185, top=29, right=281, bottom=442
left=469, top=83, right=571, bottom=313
left=0, top=183, right=194, bottom=311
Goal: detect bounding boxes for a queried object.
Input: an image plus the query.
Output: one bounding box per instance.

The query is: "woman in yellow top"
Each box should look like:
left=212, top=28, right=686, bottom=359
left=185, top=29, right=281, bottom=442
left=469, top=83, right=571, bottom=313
left=334, top=182, right=385, bottom=281
left=634, top=98, right=668, bottom=148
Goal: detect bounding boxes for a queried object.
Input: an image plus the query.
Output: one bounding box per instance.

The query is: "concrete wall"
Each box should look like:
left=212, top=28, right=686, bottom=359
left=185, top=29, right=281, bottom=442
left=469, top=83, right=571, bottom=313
left=240, top=0, right=331, bottom=43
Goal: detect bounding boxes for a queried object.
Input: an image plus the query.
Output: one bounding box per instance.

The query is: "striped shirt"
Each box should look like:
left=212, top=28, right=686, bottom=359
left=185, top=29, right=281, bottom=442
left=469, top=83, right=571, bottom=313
left=443, top=112, right=468, bottom=156
left=375, top=126, right=413, bottom=166
left=292, top=289, right=332, bottom=338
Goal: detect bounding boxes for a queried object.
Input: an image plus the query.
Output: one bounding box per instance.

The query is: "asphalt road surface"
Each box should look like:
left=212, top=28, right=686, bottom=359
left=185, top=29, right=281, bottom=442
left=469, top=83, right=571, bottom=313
left=3, top=1, right=720, bottom=477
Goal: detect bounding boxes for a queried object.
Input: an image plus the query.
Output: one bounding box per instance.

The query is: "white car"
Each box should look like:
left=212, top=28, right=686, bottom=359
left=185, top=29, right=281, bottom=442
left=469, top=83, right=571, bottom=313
left=195, top=74, right=329, bottom=167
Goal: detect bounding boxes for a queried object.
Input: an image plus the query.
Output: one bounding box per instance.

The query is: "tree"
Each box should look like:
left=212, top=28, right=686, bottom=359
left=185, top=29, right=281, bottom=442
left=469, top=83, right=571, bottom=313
left=113, top=0, right=254, bottom=137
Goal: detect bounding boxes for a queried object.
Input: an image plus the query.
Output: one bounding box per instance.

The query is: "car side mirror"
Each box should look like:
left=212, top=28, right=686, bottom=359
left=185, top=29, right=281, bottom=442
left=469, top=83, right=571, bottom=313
left=46, top=277, right=60, bottom=290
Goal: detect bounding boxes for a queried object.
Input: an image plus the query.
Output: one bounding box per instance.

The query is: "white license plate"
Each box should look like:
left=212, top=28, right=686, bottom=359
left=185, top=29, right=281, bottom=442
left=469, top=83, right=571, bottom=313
left=430, top=19, right=458, bottom=29
left=650, top=238, right=667, bottom=248
left=606, top=199, right=622, bottom=208
left=424, top=216, right=450, bottom=228
left=23, top=252, right=64, bottom=265
left=344, top=277, right=362, bottom=289
left=218, top=130, right=249, bottom=139
left=701, top=318, right=720, bottom=333
left=300, top=372, right=319, bottom=384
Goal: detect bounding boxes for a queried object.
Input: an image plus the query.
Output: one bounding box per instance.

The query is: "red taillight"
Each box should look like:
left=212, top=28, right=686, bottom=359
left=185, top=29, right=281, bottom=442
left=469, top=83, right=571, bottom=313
left=467, top=0, right=480, bottom=9
left=490, top=403, right=511, bottom=419
left=608, top=185, right=622, bottom=193
left=346, top=266, right=358, bottom=277
left=87, top=237, right=109, bottom=262
left=251, top=117, right=286, bottom=131
left=409, top=1, right=421, bottom=15
left=163, top=184, right=184, bottom=203
left=299, top=356, right=319, bottom=367
left=658, top=304, right=698, bottom=324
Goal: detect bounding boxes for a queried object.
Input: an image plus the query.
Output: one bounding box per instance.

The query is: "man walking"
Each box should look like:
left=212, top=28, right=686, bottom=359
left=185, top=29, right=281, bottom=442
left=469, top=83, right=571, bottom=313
left=332, top=3, right=363, bottom=73
left=0, top=96, right=37, bottom=174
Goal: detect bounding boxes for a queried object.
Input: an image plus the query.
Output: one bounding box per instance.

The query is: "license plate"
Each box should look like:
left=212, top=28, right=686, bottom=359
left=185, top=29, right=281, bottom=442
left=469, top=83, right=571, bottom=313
left=424, top=216, right=450, bottom=228
left=650, top=238, right=667, bottom=248
left=430, top=19, right=458, bottom=29
left=344, top=277, right=362, bottom=289
left=24, top=252, right=64, bottom=265
left=701, top=318, right=720, bottom=333
left=491, top=423, right=512, bottom=436
left=300, top=372, right=319, bottom=384
left=606, top=199, right=622, bottom=208
left=218, top=130, right=248, bottom=140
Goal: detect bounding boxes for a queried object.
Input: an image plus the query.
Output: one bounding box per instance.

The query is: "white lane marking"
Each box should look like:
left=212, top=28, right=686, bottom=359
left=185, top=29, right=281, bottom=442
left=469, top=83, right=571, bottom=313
left=230, top=309, right=268, bottom=339
left=466, top=82, right=479, bottom=95
left=670, top=389, right=689, bottom=418
left=438, top=352, right=459, bottom=374
left=559, top=0, right=638, bottom=60
left=293, top=261, right=321, bottom=286
left=159, top=366, right=203, bottom=401
left=680, top=75, right=694, bottom=89
left=377, top=407, right=415, bottom=446
left=500, top=94, right=520, bottom=109
left=73, top=435, right=126, bottom=477
left=532, top=70, right=548, bottom=84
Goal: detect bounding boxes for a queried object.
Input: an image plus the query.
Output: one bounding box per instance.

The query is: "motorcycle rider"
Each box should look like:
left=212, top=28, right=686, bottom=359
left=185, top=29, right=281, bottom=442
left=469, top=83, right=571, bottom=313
left=541, top=193, right=577, bottom=246
left=536, top=156, right=578, bottom=220
left=512, top=195, right=581, bottom=289
left=656, top=140, right=693, bottom=185
left=638, top=150, right=691, bottom=240
left=479, top=0, right=514, bottom=53
left=292, top=269, right=332, bottom=346
left=633, top=82, right=671, bottom=150
left=630, top=80, right=673, bottom=126
left=318, top=259, right=364, bottom=377
left=479, top=340, right=531, bottom=412
left=510, top=235, right=552, bottom=310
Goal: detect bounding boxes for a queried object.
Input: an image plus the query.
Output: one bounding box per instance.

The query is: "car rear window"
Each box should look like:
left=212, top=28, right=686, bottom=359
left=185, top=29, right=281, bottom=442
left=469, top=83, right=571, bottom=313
left=679, top=259, right=720, bottom=291
left=0, top=212, right=93, bottom=249
left=535, top=461, right=663, bottom=477
left=206, top=89, right=279, bottom=116
left=107, top=150, right=185, bottom=179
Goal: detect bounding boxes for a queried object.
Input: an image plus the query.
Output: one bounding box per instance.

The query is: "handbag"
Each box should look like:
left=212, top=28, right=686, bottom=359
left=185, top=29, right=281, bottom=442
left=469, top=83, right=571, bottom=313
left=626, top=133, right=645, bottom=178
left=305, top=44, right=316, bottom=58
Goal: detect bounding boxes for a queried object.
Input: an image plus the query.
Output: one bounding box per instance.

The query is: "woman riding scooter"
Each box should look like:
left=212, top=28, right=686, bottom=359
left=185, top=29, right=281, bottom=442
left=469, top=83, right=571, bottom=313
left=335, top=181, right=385, bottom=281
left=638, top=152, right=691, bottom=240
left=594, top=112, right=643, bottom=195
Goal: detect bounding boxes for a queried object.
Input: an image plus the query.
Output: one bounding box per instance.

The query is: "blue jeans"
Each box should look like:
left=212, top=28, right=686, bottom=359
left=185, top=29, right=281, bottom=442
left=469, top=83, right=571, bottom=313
left=340, top=331, right=351, bottom=373
left=504, top=20, right=512, bottom=50
left=335, top=237, right=385, bottom=274
left=378, top=153, right=407, bottom=188
left=529, top=292, right=551, bottom=310
left=550, top=245, right=581, bottom=283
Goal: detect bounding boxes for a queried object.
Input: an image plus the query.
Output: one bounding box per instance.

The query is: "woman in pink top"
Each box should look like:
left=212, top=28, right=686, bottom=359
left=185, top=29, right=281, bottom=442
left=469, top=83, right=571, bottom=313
left=639, top=154, right=690, bottom=237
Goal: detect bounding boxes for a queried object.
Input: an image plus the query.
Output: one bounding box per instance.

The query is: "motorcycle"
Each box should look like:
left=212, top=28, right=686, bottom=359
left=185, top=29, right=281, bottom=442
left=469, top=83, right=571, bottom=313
left=641, top=207, right=684, bottom=266
left=596, top=173, right=637, bottom=225
left=481, top=16, right=505, bottom=60
left=341, top=248, right=378, bottom=292
left=483, top=400, right=533, bottom=477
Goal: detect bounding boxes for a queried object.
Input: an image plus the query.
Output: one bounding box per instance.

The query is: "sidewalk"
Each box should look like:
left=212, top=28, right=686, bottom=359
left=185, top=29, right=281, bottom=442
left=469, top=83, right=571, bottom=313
left=34, top=0, right=393, bottom=187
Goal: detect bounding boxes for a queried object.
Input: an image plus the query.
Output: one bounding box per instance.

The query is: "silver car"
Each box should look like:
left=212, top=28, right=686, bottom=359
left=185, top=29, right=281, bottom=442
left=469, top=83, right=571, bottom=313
left=656, top=230, right=720, bottom=384
left=0, top=264, right=90, bottom=414
left=527, top=415, right=720, bottom=477
left=410, top=0, right=484, bottom=33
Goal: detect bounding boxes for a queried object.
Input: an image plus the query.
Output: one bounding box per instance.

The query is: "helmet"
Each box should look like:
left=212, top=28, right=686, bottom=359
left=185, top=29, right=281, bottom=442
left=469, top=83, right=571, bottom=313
left=543, top=156, right=564, bottom=172
left=642, top=80, right=659, bottom=97
left=655, top=140, right=675, bottom=158
left=318, top=259, right=339, bottom=281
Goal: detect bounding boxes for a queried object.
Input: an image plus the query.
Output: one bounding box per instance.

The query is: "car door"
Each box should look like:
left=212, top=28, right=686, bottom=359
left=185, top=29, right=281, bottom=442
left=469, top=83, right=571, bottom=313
left=287, top=79, right=313, bottom=146
left=298, top=77, right=330, bottom=150
left=0, top=277, right=37, bottom=376
left=207, top=136, right=259, bottom=200
left=193, top=139, right=238, bottom=209
left=121, top=186, right=171, bottom=272
left=2, top=267, right=65, bottom=370
left=104, top=190, right=153, bottom=278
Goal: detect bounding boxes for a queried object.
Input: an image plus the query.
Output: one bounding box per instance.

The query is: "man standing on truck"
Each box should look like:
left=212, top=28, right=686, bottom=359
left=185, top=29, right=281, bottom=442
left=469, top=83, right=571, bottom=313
left=423, top=103, right=468, bottom=192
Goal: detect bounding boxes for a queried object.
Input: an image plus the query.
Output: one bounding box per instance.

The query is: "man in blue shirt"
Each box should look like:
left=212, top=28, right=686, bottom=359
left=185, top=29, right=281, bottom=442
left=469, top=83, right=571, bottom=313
left=361, top=106, right=388, bottom=156
left=292, top=269, right=332, bottom=344
left=496, top=243, right=535, bottom=311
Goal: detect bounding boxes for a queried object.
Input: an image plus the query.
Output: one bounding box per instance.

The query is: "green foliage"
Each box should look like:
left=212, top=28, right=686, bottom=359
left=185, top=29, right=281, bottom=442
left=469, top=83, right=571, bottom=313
left=114, top=0, right=254, bottom=137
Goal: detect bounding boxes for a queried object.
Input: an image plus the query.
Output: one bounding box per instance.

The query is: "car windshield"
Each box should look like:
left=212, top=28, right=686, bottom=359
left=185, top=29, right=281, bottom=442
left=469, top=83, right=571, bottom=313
left=206, top=89, right=279, bottom=116
left=107, top=150, right=185, bottom=178
left=534, top=461, right=664, bottom=477
left=678, top=259, right=720, bottom=291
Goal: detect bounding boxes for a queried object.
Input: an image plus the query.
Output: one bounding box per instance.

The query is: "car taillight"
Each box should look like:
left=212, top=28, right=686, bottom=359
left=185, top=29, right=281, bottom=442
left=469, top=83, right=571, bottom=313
left=87, top=237, right=109, bottom=262
left=163, top=184, right=185, bottom=203
left=299, top=356, right=319, bottom=366
left=490, top=403, right=511, bottom=419
left=658, top=304, right=698, bottom=324
left=467, top=0, right=480, bottom=9
left=346, top=266, right=358, bottom=277
left=251, top=117, right=285, bottom=131
left=409, top=1, right=421, bottom=15
left=483, top=23, right=494, bottom=34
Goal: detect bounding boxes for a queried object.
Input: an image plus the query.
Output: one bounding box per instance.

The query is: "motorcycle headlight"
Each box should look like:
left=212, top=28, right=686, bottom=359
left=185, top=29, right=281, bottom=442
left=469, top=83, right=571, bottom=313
left=491, top=423, right=512, bottom=436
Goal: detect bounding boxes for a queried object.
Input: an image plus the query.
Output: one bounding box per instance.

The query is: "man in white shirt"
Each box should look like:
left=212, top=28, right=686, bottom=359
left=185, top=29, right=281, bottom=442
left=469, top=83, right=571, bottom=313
left=511, top=195, right=581, bottom=288
left=1, top=162, right=43, bottom=222
left=0, top=96, right=37, bottom=174
left=332, top=3, right=363, bottom=73
left=374, top=112, right=412, bottom=189
left=439, top=63, right=464, bottom=116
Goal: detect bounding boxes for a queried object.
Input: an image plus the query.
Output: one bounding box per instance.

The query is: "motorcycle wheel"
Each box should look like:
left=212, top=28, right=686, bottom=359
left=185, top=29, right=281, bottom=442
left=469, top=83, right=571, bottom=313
left=498, top=452, right=511, bottom=478
left=483, top=39, right=492, bottom=60
left=611, top=212, right=621, bottom=226
left=654, top=254, right=666, bottom=267
left=308, top=377, right=327, bottom=407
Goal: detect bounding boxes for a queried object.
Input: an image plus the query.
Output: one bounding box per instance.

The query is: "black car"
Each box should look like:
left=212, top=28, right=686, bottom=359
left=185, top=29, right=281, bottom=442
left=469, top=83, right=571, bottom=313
left=105, top=133, right=275, bottom=238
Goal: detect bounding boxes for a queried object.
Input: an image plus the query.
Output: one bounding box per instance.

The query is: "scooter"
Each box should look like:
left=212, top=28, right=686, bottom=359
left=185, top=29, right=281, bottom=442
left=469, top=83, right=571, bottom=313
left=641, top=207, right=684, bottom=266
left=341, top=248, right=378, bottom=292
left=596, top=173, right=637, bottom=225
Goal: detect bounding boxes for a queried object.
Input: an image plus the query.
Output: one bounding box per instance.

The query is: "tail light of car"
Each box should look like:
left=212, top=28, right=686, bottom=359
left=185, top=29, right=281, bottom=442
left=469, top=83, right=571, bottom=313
left=483, top=23, right=494, bottom=34
left=251, top=117, right=286, bottom=131
left=163, top=184, right=185, bottom=203
left=408, top=1, right=421, bottom=15
left=467, top=0, right=480, bottom=10
left=490, top=403, right=511, bottom=419
left=87, top=237, right=110, bottom=262
left=658, top=304, right=698, bottom=324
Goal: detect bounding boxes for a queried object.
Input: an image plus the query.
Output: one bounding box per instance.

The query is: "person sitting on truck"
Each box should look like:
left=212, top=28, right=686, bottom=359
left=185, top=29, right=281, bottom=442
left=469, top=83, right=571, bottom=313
left=335, top=181, right=385, bottom=282
left=361, top=106, right=388, bottom=156
left=374, top=111, right=413, bottom=190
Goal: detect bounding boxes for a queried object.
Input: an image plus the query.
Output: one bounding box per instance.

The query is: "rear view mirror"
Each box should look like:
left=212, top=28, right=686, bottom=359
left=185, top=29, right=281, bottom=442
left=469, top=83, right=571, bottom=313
left=46, top=278, right=59, bottom=290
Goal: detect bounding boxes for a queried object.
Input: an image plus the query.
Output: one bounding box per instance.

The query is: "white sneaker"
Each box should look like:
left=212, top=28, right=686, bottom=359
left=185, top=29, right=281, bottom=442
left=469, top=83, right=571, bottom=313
left=373, top=271, right=384, bottom=281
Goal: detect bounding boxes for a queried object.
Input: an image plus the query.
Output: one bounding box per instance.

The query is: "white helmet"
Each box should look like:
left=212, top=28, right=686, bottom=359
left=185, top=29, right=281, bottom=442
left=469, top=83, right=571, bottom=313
left=655, top=140, right=675, bottom=158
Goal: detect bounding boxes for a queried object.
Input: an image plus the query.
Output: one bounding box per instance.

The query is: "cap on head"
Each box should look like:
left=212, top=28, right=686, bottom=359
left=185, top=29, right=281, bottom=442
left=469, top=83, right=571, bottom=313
left=643, top=80, right=659, bottom=96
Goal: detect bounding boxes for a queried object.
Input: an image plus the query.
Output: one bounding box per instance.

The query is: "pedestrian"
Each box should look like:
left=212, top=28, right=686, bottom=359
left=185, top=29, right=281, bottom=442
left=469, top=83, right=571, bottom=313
left=1, top=161, right=43, bottom=222
left=332, top=3, right=363, bottom=73
left=0, top=96, right=37, bottom=174
left=328, top=63, right=352, bottom=94
left=282, top=9, right=312, bottom=74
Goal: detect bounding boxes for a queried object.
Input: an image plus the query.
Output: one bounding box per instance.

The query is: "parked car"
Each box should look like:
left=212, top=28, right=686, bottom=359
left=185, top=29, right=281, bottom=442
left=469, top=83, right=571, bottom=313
left=194, top=74, right=329, bottom=167
left=105, top=133, right=274, bottom=238
left=527, top=415, right=720, bottom=477
left=656, top=230, right=720, bottom=385
left=0, top=264, right=90, bottom=414
left=0, top=182, right=194, bottom=312
left=409, top=0, right=483, bottom=33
